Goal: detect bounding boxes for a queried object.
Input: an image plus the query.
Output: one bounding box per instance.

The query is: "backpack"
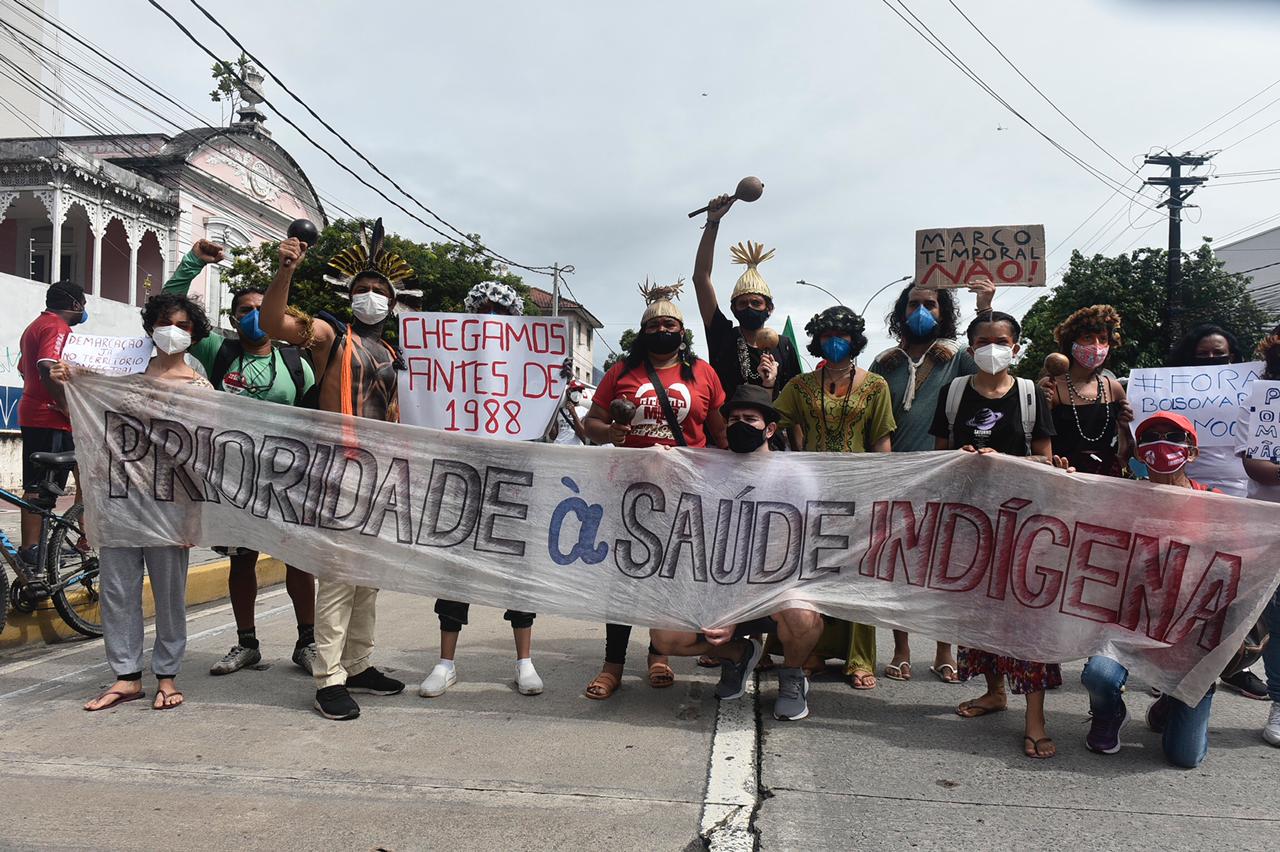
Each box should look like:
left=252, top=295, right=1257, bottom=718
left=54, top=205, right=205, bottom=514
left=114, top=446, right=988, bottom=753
left=944, top=375, right=1037, bottom=455
left=210, top=337, right=310, bottom=406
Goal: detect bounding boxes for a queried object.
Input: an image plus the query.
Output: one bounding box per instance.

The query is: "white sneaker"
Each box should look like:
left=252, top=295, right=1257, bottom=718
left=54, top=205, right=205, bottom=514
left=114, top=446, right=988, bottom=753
left=516, top=660, right=544, bottom=696
left=419, top=663, right=456, bottom=697
left=1264, top=702, right=1280, bottom=747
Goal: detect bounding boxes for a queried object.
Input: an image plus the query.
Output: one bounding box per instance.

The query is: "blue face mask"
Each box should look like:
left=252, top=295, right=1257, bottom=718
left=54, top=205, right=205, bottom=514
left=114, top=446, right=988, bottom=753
left=237, top=308, right=267, bottom=343
left=73, top=309, right=88, bottom=326
left=905, top=305, right=937, bottom=338
left=821, top=336, right=852, bottom=363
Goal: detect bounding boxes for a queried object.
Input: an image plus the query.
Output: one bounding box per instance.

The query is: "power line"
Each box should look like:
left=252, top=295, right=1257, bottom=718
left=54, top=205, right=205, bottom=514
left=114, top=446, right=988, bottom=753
left=1172, top=77, right=1280, bottom=150
left=1216, top=113, right=1280, bottom=155
left=1198, top=92, right=1280, bottom=148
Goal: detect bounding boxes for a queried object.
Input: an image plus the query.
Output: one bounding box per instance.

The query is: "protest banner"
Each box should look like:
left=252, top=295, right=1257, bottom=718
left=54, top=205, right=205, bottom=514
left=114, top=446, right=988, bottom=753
left=1127, top=361, right=1263, bottom=447
left=59, top=333, right=153, bottom=376
left=1240, top=380, right=1280, bottom=461
left=915, top=225, right=1046, bottom=287
left=64, top=372, right=1280, bottom=705
left=398, top=312, right=571, bottom=441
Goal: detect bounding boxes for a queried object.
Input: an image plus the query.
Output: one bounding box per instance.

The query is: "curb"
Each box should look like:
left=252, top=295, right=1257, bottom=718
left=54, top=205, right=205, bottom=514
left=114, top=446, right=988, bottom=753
left=0, top=555, right=286, bottom=650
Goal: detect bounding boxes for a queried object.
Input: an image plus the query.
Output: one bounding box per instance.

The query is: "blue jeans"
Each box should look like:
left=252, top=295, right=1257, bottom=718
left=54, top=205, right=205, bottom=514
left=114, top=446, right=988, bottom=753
left=1080, top=656, right=1214, bottom=769
left=1264, top=585, right=1280, bottom=703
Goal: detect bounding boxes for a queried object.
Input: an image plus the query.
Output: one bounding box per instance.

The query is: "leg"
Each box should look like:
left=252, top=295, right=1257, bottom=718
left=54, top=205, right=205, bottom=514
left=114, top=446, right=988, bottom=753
left=505, top=610, right=536, bottom=659
left=1263, top=586, right=1280, bottom=704
left=1022, top=690, right=1055, bottom=758
left=434, top=600, right=469, bottom=661
left=340, top=586, right=379, bottom=679
left=313, top=580, right=358, bottom=688
left=146, top=546, right=190, bottom=682
left=226, top=549, right=259, bottom=633
left=848, top=622, right=877, bottom=689
left=933, top=642, right=959, bottom=682
left=646, top=633, right=674, bottom=688
left=1010, top=659, right=1061, bottom=759
left=1161, top=687, right=1214, bottom=769
left=889, top=629, right=911, bottom=678
left=85, top=546, right=146, bottom=710
left=772, top=609, right=823, bottom=669
left=955, top=648, right=1008, bottom=716
left=585, top=624, right=631, bottom=698
left=285, top=565, right=316, bottom=627
left=1080, top=656, right=1128, bottom=718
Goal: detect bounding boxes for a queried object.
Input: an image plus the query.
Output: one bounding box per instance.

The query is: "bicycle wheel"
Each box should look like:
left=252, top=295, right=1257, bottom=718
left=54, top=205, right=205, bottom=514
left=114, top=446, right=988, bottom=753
left=0, top=562, right=8, bottom=635
left=47, top=504, right=103, bottom=638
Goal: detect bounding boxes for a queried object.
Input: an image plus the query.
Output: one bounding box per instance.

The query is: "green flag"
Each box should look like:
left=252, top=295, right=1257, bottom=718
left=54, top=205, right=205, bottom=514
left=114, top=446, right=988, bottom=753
left=783, top=316, right=808, bottom=371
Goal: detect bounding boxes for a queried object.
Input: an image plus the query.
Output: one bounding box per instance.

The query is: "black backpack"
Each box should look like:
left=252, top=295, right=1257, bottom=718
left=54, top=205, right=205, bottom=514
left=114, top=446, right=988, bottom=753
left=209, top=337, right=310, bottom=406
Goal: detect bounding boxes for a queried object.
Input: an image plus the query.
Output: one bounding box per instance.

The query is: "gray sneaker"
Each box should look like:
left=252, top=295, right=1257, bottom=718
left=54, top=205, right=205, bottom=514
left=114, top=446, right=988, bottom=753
left=774, top=667, right=810, bottom=721
left=292, top=643, right=318, bottom=675
left=210, top=644, right=262, bottom=675
left=715, top=637, right=764, bottom=700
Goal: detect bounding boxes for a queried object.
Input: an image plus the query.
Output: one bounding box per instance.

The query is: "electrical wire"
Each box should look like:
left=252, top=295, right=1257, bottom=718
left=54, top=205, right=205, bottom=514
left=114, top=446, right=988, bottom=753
left=1171, top=77, right=1280, bottom=150
left=1216, top=114, right=1280, bottom=155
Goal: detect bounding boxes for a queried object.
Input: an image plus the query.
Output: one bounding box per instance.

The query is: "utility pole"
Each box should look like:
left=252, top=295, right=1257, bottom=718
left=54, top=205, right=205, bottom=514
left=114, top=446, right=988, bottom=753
left=1145, top=151, right=1212, bottom=340
left=551, top=263, right=560, bottom=317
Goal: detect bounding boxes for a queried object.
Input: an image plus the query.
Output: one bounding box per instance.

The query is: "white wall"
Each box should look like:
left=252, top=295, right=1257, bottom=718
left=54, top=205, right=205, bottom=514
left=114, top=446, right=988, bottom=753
left=1218, top=227, right=1280, bottom=313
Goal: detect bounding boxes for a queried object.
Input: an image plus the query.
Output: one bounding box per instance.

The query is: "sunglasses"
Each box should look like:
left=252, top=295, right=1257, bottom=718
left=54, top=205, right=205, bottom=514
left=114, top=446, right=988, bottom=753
left=1137, top=429, right=1193, bottom=445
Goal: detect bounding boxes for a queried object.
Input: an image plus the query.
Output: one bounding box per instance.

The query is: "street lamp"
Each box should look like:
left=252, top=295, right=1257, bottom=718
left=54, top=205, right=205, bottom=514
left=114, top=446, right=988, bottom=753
left=796, top=274, right=912, bottom=316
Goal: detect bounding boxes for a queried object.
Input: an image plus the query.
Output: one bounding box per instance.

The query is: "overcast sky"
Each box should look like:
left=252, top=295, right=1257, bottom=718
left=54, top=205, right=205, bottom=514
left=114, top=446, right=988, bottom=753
left=51, top=0, right=1280, bottom=366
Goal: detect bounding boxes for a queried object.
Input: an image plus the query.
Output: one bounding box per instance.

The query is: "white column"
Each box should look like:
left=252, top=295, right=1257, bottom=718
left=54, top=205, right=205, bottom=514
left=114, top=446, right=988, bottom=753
left=127, top=225, right=139, bottom=307
left=90, top=206, right=103, bottom=296
left=49, top=186, right=63, bottom=282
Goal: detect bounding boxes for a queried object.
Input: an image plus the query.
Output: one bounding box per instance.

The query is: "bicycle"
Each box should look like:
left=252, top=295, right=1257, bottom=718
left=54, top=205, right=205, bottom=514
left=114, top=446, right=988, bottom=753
left=0, top=450, right=102, bottom=638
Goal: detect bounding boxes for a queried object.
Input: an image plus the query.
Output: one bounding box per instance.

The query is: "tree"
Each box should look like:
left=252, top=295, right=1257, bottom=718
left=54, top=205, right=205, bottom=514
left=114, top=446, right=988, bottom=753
left=210, top=53, right=253, bottom=126
left=602, top=328, right=696, bottom=372
left=1015, top=240, right=1274, bottom=378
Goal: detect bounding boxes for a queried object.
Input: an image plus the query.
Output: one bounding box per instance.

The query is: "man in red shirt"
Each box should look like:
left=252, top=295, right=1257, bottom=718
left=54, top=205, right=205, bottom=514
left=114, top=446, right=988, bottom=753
left=17, top=281, right=87, bottom=564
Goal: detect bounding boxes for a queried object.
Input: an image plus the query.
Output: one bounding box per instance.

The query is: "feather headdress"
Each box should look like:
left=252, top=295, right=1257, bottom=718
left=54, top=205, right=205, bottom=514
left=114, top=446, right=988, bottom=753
left=327, top=218, right=415, bottom=287
left=639, top=277, right=685, bottom=325
left=729, top=240, right=775, bottom=301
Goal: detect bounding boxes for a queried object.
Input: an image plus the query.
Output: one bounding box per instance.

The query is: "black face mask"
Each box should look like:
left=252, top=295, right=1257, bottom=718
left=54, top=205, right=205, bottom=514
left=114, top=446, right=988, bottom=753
left=1267, top=352, right=1280, bottom=377
left=733, top=306, right=770, bottom=331
left=645, top=330, right=683, bottom=356
left=1192, top=354, right=1231, bottom=366
left=726, top=421, right=768, bottom=453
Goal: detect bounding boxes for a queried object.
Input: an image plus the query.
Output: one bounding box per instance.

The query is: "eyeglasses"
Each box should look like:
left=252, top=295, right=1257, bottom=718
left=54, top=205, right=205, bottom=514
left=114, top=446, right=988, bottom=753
left=1137, top=429, right=1193, bottom=445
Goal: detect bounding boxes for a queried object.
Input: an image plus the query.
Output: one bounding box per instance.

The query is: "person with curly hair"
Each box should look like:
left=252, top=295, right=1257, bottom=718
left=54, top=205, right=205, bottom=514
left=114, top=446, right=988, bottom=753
left=1166, top=323, right=1248, bottom=495
left=772, top=306, right=894, bottom=689
left=869, top=277, right=995, bottom=684
left=51, top=292, right=216, bottom=712
left=1043, top=305, right=1131, bottom=477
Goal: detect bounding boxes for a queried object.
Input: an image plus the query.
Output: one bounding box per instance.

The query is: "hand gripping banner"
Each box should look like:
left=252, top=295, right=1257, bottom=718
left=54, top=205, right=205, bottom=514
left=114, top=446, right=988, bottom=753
left=66, top=373, right=1280, bottom=704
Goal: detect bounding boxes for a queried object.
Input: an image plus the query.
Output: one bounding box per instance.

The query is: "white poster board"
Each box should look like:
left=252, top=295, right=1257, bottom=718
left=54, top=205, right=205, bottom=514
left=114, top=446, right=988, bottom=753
left=59, top=333, right=153, bottom=376
left=1241, top=380, right=1280, bottom=461
left=1127, top=362, right=1263, bottom=447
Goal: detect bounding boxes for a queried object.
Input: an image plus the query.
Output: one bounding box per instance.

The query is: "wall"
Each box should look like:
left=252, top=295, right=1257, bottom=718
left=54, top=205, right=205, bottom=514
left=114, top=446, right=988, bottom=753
left=1218, top=227, right=1280, bottom=313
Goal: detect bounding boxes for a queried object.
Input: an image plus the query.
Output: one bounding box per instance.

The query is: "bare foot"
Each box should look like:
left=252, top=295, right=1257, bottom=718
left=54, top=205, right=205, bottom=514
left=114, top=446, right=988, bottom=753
left=84, top=679, right=143, bottom=711
left=956, top=690, right=1008, bottom=718
left=153, top=677, right=184, bottom=710
left=850, top=670, right=878, bottom=690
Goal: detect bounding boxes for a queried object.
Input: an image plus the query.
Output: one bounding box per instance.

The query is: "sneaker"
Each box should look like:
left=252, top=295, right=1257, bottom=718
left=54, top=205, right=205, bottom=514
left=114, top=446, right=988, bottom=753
left=515, top=660, right=544, bottom=696
left=1221, top=669, right=1270, bottom=700
left=209, top=644, right=262, bottom=675
left=314, top=685, right=360, bottom=720
left=1085, top=703, right=1128, bottom=754
left=715, top=637, right=764, bottom=700
left=419, top=663, right=457, bottom=698
left=345, top=666, right=405, bottom=696
left=292, top=643, right=318, bottom=675
left=1264, top=703, right=1280, bottom=747
left=1146, top=694, right=1171, bottom=734
left=773, top=667, right=810, bottom=721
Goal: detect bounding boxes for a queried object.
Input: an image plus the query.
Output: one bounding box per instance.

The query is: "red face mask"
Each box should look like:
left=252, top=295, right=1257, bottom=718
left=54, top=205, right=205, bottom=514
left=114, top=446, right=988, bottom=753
left=1138, top=440, right=1190, bottom=475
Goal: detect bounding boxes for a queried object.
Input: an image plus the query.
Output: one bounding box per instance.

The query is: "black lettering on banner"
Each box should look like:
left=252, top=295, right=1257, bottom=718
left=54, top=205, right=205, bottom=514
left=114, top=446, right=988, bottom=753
left=105, top=410, right=150, bottom=499
left=319, top=447, right=378, bottom=531
left=417, top=459, right=482, bottom=547
left=211, top=430, right=257, bottom=509
left=363, top=457, right=414, bottom=543
left=614, top=482, right=666, bottom=579
left=747, top=501, right=803, bottom=584
left=191, top=426, right=222, bottom=504
left=301, top=443, right=334, bottom=527
left=148, top=418, right=203, bottom=502
left=801, top=501, right=855, bottom=580
left=660, top=492, right=709, bottom=582
left=251, top=435, right=311, bottom=524
left=475, top=466, right=533, bottom=556
left=710, top=495, right=754, bottom=585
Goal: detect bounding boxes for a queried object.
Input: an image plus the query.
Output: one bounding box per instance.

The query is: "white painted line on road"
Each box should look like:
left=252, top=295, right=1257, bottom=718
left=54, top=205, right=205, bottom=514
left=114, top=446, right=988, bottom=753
left=699, top=674, right=759, bottom=852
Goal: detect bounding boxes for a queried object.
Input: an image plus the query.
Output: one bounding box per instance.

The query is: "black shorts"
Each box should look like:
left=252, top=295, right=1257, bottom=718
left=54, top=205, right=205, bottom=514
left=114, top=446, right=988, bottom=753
left=21, top=427, right=74, bottom=493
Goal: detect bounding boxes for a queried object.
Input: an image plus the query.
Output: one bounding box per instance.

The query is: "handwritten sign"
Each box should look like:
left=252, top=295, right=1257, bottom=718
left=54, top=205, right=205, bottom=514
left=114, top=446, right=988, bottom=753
left=60, top=333, right=153, bottom=376
left=915, top=225, right=1046, bottom=287
left=1127, top=362, right=1262, bottom=447
left=398, top=312, right=570, bottom=440
left=1242, top=380, right=1280, bottom=461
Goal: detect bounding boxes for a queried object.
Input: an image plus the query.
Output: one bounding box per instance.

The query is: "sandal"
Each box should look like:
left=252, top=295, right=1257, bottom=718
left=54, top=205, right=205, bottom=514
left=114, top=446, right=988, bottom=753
left=849, top=670, right=877, bottom=690
left=930, top=663, right=961, bottom=684
left=1023, top=736, right=1056, bottom=759
left=884, top=661, right=912, bottom=681
left=153, top=689, right=184, bottom=710
left=584, top=671, right=620, bottom=700
left=647, top=661, right=675, bottom=689
left=695, top=654, right=719, bottom=668
left=84, top=688, right=145, bottom=712
left=956, top=698, right=1007, bottom=718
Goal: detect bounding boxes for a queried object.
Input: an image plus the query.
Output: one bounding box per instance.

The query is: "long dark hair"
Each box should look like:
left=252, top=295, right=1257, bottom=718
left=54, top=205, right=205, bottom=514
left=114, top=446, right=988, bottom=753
left=1166, top=323, right=1244, bottom=367
left=886, top=282, right=959, bottom=341
left=622, top=329, right=699, bottom=381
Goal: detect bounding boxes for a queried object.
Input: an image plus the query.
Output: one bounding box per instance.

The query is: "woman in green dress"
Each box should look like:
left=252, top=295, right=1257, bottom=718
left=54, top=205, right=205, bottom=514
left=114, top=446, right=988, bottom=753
left=773, top=306, right=895, bottom=689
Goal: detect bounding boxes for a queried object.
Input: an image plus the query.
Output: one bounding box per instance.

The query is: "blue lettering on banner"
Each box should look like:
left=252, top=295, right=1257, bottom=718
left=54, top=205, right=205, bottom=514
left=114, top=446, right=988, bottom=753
left=547, top=476, right=608, bottom=565
left=0, top=386, right=21, bottom=430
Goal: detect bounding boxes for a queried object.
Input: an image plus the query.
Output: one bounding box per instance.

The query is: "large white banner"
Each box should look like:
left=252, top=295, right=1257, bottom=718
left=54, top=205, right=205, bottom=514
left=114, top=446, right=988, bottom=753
left=1127, top=362, right=1263, bottom=447
left=398, top=312, right=570, bottom=440
left=65, top=373, right=1280, bottom=704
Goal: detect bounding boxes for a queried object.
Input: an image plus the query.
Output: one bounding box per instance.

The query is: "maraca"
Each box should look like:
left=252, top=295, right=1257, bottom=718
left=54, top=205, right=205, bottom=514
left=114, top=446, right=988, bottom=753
left=688, top=176, right=765, bottom=218
left=1044, top=352, right=1070, bottom=377
left=755, top=327, right=780, bottom=350
left=610, top=397, right=637, bottom=425
left=288, top=218, right=319, bottom=248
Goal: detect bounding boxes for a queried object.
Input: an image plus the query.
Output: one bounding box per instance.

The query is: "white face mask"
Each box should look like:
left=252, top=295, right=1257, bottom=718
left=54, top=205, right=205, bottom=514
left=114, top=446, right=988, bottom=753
left=152, top=325, right=192, bottom=355
left=351, top=291, right=390, bottom=325
left=973, top=343, right=1014, bottom=374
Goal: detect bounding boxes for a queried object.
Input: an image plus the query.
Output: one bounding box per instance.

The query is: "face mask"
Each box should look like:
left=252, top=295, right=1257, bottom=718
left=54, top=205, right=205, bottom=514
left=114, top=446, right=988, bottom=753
left=905, top=305, right=937, bottom=338
left=972, top=343, right=1014, bottom=374
left=1072, top=342, right=1109, bottom=370
left=351, top=291, right=390, bottom=325
left=1192, top=354, right=1230, bottom=366
left=821, top=336, right=851, bottom=363
left=152, top=325, right=192, bottom=355
left=645, top=330, right=683, bottom=356
left=71, top=307, right=88, bottom=326
left=1138, top=440, right=1190, bottom=475
left=732, top=306, right=769, bottom=331
left=237, top=308, right=267, bottom=343
left=727, top=421, right=768, bottom=453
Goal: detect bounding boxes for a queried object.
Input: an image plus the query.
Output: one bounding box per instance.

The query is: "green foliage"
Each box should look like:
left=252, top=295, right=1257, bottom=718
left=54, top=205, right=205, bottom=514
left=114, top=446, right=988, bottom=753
left=602, top=327, right=696, bottom=372
left=1015, top=241, right=1274, bottom=377
left=210, top=53, right=252, bottom=124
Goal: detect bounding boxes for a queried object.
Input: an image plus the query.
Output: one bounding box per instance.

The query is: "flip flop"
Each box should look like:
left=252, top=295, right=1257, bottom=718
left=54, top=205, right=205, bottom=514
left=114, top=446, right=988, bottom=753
left=930, top=664, right=961, bottom=684
left=695, top=654, right=719, bottom=668
left=1023, top=736, right=1056, bottom=759
left=849, top=671, right=877, bottom=690
left=884, top=661, right=912, bottom=681
left=84, top=689, right=145, bottom=712
left=956, top=699, right=1007, bottom=718
left=153, top=689, right=184, bottom=710
left=584, top=671, right=620, bottom=700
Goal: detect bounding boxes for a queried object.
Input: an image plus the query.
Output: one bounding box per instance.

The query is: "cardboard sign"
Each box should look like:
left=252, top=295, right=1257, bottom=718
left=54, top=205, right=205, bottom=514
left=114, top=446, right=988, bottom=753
left=59, top=333, right=153, bottom=375
left=1128, top=362, right=1263, bottom=448
left=914, top=225, right=1046, bottom=287
left=1241, top=380, right=1280, bottom=461
left=397, top=312, right=571, bottom=440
